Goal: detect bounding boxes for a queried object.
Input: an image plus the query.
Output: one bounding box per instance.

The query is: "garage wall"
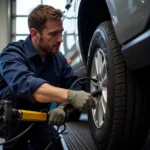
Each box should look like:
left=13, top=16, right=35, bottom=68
left=0, top=0, right=10, bottom=51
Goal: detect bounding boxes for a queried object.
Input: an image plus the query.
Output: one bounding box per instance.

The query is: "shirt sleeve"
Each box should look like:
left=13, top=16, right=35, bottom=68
left=60, top=54, right=82, bottom=91
left=0, top=47, right=48, bottom=101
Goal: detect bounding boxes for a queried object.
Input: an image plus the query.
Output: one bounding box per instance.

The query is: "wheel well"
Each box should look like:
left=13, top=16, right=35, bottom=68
left=78, top=0, right=111, bottom=63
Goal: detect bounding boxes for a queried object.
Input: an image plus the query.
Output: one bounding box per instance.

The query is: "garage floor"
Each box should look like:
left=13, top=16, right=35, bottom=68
left=60, top=113, right=97, bottom=150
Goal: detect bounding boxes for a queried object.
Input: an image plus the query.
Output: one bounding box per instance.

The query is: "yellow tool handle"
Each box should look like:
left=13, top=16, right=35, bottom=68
left=20, top=110, right=47, bottom=121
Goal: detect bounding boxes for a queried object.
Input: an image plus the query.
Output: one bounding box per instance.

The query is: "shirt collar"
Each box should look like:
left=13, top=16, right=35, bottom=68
left=24, top=35, right=38, bottom=58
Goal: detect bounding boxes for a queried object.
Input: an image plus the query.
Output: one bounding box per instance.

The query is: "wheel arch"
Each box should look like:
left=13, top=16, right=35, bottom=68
left=78, top=0, right=111, bottom=64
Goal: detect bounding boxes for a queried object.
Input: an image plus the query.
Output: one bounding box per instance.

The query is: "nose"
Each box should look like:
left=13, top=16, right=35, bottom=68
left=57, top=33, right=63, bottom=43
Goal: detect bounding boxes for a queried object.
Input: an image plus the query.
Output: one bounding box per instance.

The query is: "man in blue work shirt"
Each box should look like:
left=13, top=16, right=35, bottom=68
left=0, top=4, right=96, bottom=150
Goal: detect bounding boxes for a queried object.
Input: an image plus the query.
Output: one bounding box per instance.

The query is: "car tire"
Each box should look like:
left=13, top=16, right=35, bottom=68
left=87, top=21, right=150, bottom=150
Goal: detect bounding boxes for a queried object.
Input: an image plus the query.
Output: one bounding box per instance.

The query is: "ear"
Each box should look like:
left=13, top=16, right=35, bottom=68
left=30, top=28, right=40, bottom=41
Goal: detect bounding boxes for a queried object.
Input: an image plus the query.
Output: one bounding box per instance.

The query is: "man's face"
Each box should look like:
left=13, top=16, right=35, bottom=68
left=37, top=19, right=63, bottom=55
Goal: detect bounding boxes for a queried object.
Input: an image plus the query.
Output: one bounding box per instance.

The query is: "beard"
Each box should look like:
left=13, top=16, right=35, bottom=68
left=38, top=37, right=60, bottom=55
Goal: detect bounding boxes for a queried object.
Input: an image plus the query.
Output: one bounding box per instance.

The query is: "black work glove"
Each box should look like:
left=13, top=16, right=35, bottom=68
left=48, top=105, right=66, bottom=126
left=67, top=90, right=96, bottom=110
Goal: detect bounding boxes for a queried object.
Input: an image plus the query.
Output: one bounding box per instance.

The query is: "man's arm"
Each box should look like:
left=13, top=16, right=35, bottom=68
left=33, top=83, right=68, bottom=103
left=0, top=48, right=69, bottom=103
left=33, top=82, right=97, bottom=110
left=0, top=49, right=96, bottom=110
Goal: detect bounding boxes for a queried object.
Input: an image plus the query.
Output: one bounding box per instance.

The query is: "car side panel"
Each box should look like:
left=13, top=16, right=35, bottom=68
left=61, top=0, right=86, bottom=77
left=106, top=0, right=150, bottom=44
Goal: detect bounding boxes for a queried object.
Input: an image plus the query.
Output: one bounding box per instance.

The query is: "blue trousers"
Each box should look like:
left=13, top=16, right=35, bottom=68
left=3, top=122, right=59, bottom=150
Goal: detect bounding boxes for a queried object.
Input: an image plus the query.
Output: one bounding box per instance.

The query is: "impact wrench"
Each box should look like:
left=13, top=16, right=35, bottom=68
left=0, top=89, right=101, bottom=125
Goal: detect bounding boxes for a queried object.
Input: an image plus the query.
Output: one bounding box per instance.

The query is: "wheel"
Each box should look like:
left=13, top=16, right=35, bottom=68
left=87, top=21, right=150, bottom=150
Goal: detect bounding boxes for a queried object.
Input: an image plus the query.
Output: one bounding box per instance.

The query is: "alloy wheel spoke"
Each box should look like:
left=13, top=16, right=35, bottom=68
left=102, top=88, right=107, bottom=103
left=100, top=96, right=106, bottom=114
left=94, top=52, right=103, bottom=81
left=101, top=74, right=107, bottom=88
left=94, top=55, right=100, bottom=77
left=100, top=61, right=106, bottom=80
left=97, top=96, right=104, bottom=126
left=95, top=97, right=102, bottom=124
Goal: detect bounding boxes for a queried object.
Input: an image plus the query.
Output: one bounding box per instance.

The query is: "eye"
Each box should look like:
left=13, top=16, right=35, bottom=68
left=48, top=31, right=63, bottom=37
left=49, top=32, right=57, bottom=36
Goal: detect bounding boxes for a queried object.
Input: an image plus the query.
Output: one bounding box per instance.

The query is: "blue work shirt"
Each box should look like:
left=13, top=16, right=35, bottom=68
left=0, top=36, right=82, bottom=111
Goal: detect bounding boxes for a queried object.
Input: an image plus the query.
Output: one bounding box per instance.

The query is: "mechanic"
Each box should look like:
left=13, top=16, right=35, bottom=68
left=0, top=4, right=96, bottom=150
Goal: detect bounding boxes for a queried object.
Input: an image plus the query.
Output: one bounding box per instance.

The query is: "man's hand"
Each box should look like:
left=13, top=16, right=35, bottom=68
left=48, top=105, right=66, bottom=126
left=67, top=90, right=96, bottom=110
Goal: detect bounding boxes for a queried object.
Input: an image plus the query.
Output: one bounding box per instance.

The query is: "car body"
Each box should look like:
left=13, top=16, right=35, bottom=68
left=61, top=0, right=150, bottom=73
left=60, top=0, right=150, bottom=150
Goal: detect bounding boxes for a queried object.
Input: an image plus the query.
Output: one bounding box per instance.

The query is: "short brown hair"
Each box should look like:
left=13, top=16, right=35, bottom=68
left=28, top=4, right=63, bottom=32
